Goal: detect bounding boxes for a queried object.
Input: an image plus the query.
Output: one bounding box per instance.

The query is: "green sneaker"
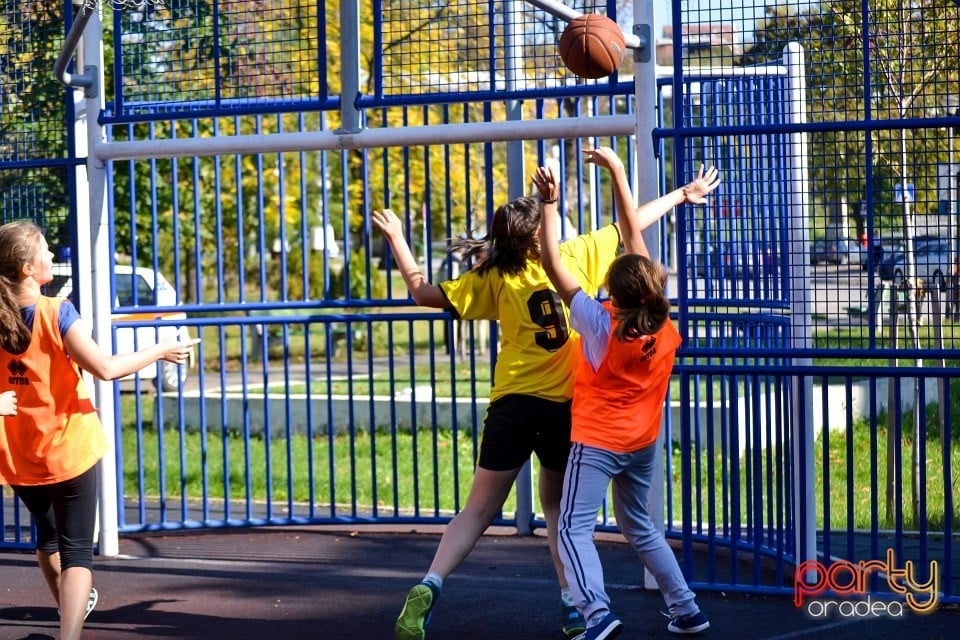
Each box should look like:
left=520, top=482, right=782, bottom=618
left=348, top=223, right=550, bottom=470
left=562, top=603, right=586, bottom=638
left=395, top=582, right=439, bottom=640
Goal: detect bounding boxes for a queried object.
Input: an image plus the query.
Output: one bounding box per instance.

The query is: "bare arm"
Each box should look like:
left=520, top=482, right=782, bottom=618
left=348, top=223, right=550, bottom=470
left=584, top=147, right=649, bottom=256
left=585, top=148, right=721, bottom=256
left=532, top=165, right=580, bottom=307
left=371, top=209, right=448, bottom=309
left=63, top=319, right=199, bottom=381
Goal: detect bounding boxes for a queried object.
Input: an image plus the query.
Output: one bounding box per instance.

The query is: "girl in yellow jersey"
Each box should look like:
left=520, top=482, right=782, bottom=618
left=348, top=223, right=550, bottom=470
left=537, top=157, right=720, bottom=640
left=0, top=220, right=198, bottom=640
left=374, top=147, right=700, bottom=640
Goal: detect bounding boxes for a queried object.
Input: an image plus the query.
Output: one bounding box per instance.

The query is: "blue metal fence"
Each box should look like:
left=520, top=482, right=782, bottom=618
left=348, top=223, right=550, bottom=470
left=102, top=95, right=637, bottom=531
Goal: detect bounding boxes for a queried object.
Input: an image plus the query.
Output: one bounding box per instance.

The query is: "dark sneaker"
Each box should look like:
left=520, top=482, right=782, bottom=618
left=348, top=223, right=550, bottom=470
left=666, top=608, right=710, bottom=634
left=572, top=612, right=622, bottom=640
left=58, top=587, right=98, bottom=622
left=85, top=587, right=99, bottom=621
left=395, top=582, right=439, bottom=640
left=562, top=603, right=586, bottom=638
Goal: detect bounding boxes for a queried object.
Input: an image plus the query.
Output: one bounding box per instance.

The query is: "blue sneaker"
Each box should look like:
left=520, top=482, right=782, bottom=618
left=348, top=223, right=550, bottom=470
left=562, top=603, right=586, bottom=638
left=572, top=612, right=622, bottom=640
left=666, top=608, right=710, bottom=634
left=395, top=582, right=439, bottom=640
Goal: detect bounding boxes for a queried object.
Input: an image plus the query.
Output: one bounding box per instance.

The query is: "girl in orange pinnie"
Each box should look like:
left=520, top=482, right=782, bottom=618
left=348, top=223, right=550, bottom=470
left=535, top=156, right=719, bottom=640
left=0, top=220, right=198, bottom=640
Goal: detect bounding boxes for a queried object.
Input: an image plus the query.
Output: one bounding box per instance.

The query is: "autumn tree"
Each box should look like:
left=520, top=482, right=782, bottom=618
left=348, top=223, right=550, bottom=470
left=741, top=2, right=959, bottom=241
left=741, top=0, right=960, bottom=525
left=0, top=0, right=72, bottom=248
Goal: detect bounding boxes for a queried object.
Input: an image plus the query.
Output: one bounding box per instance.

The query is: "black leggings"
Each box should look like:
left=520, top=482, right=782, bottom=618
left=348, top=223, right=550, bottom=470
left=13, top=464, right=99, bottom=571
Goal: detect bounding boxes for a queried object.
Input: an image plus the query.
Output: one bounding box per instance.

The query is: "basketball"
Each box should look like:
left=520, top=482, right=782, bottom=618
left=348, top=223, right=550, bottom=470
left=558, top=14, right=626, bottom=79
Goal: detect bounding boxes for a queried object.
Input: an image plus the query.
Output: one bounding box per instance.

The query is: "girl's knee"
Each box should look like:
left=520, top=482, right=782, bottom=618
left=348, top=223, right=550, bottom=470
left=58, top=544, right=94, bottom=572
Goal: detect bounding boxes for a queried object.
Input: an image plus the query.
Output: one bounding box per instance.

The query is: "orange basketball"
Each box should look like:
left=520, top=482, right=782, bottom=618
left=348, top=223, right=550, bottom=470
left=558, top=14, right=626, bottom=79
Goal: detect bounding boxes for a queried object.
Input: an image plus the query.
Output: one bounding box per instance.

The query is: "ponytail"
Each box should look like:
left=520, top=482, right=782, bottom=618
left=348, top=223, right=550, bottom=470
left=606, top=254, right=671, bottom=342
left=448, top=196, right=541, bottom=276
left=0, top=220, right=42, bottom=354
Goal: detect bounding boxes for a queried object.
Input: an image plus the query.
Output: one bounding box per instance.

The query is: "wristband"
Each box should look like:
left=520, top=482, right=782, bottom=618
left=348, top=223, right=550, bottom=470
left=539, top=197, right=558, bottom=204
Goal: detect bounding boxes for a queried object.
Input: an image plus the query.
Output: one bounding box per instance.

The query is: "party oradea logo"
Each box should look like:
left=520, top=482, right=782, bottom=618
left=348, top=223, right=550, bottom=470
left=794, top=549, right=939, bottom=618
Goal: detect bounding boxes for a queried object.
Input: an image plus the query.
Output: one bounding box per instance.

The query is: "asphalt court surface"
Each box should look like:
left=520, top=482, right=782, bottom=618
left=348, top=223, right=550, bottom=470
left=0, top=525, right=957, bottom=639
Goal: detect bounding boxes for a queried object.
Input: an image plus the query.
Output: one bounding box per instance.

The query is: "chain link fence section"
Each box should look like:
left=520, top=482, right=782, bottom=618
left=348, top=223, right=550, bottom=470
left=376, top=0, right=619, bottom=102
left=112, top=0, right=324, bottom=118
left=82, top=0, right=165, bottom=12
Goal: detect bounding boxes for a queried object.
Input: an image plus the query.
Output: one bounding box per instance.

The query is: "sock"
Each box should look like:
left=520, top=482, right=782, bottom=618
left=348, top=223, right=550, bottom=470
left=587, top=609, right=609, bottom=627
left=671, top=600, right=699, bottom=618
left=561, top=588, right=575, bottom=607
left=422, top=572, right=443, bottom=592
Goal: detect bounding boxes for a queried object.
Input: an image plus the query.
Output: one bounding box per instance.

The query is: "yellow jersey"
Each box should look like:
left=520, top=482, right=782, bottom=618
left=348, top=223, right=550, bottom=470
left=440, top=225, right=620, bottom=402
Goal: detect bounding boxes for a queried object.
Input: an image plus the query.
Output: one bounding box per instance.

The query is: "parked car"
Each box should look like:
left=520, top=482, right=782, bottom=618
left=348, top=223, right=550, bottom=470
left=688, top=241, right=776, bottom=278
left=49, top=264, right=195, bottom=391
left=865, top=238, right=905, bottom=271
left=687, top=241, right=718, bottom=277
left=877, top=237, right=954, bottom=289
left=810, top=238, right=865, bottom=265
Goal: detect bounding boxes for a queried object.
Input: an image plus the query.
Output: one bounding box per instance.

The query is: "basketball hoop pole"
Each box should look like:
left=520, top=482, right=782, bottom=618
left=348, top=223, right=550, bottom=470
left=53, top=0, right=123, bottom=557
left=523, top=0, right=645, bottom=52
left=55, top=1, right=165, bottom=94
left=54, top=2, right=98, bottom=95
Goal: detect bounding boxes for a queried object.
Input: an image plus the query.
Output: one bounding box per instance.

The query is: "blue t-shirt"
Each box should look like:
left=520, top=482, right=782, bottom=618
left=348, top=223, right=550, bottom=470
left=21, top=299, right=81, bottom=338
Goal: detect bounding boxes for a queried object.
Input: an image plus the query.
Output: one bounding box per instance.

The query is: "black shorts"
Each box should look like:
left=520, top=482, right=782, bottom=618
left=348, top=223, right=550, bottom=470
left=13, top=464, right=99, bottom=571
left=477, top=394, right=572, bottom=473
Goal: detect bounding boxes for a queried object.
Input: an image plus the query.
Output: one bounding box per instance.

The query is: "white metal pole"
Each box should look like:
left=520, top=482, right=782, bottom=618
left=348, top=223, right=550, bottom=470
left=95, top=115, right=637, bottom=162
left=634, top=0, right=662, bottom=592
left=783, top=42, right=815, bottom=579
left=523, top=0, right=642, bottom=50
left=505, top=0, right=534, bottom=536
left=78, top=3, right=119, bottom=557
left=339, top=0, right=361, bottom=134
left=951, top=121, right=956, bottom=269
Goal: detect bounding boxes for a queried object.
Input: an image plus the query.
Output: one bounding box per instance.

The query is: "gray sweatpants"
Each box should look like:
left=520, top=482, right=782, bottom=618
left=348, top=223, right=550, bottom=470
left=558, top=441, right=698, bottom=623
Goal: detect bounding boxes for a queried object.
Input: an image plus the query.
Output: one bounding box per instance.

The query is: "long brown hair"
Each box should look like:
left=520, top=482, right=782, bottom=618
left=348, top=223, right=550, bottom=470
left=0, top=220, right=43, bottom=354
left=449, top=196, right=541, bottom=276
left=606, top=253, right=670, bottom=342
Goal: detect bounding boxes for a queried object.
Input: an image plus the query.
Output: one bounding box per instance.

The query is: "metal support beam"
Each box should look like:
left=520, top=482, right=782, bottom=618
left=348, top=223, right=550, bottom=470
left=523, top=0, right=644, bottom=52
left=54, top=2, right=99, bottom=97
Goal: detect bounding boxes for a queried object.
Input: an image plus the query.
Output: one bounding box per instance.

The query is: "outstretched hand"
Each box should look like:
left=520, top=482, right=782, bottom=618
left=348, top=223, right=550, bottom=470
left=583, top=146, right=624, bottom=172
left=158, top=337, right=200, bottom=365
left=371, top=209, right=404, bottom=239
left=683, top=165, right=721, bottom=204
left=531, top=165, right=559, bottom=203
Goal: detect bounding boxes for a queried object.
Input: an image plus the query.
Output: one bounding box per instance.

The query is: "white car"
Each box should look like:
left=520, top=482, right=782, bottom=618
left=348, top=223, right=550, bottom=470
left=878, top=238, right=954, bottom=290
left=49, top=264, right=194, bottom=391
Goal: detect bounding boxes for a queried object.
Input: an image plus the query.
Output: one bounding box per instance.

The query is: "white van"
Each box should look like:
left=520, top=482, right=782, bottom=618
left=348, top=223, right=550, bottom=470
left=49, top=264, right=195, bottom=391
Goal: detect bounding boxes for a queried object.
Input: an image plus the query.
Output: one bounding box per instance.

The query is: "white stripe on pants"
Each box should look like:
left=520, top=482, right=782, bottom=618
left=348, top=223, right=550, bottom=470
left=558, top=441, right=697, bottom=623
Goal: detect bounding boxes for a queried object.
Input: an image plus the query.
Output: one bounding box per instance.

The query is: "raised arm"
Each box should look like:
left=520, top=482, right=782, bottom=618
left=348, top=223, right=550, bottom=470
left=533, top=165, right=580, bottom=307
left=371, top=208, right=448, bottom=308
left=585, top=148, right=721, bottom=256
left=583, top=147, right=647, bottom=256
